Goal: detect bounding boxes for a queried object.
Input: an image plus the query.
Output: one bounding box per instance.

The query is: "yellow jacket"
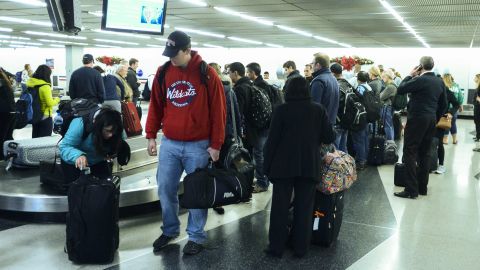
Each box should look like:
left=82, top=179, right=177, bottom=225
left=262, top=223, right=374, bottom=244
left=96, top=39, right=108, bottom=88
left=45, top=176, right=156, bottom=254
left=26, top=78, right=60, bottom=117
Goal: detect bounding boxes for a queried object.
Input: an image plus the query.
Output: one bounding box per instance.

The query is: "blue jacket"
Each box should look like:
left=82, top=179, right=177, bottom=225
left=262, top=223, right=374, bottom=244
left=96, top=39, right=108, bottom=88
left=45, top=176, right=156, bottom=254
left=103, top=74, right=124, bottom=101
left=310, top=68, right=340, bottom=125
left=60, top=118, right=108, bottom=165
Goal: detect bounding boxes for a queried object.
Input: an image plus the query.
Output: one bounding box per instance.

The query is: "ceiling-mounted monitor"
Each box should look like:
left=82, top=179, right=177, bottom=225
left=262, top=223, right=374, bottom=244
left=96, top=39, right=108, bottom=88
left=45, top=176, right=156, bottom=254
left=101, top=0, right=167, bottom=35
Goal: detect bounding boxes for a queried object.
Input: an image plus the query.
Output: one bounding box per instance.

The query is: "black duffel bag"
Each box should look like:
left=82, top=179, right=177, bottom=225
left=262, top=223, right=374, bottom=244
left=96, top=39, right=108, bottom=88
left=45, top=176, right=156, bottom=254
left=40, top=159, right=69, bottom=194
left=180, top=162, right=250, bottom=209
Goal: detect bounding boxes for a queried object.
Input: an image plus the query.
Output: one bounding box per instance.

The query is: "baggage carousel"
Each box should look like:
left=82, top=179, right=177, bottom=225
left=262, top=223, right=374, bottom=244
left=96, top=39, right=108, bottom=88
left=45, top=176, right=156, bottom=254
left=0, top=135, right=185, bottom=213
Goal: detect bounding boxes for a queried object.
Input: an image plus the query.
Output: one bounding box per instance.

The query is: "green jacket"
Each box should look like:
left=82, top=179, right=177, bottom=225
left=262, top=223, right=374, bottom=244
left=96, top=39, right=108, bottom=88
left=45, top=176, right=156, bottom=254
left=26, top=78, right=60, bottom=117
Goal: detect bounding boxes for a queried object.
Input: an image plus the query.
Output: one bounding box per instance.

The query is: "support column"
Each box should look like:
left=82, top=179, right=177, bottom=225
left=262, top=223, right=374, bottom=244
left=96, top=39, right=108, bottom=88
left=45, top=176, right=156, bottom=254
left=65, top=45, right=83, bottom=95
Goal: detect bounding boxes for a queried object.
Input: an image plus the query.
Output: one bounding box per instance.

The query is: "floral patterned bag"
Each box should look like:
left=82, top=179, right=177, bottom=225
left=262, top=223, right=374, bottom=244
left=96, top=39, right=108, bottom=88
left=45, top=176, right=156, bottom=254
left=318, top=147, right=357, bottom=194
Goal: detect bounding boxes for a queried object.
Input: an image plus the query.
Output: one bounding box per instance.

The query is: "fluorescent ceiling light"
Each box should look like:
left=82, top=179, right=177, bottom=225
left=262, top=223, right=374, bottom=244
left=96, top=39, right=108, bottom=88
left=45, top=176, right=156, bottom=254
left=6, top=0, right=46, bottom=7
left=37, top=39, right=88, bottom=46
left=175, top=27, right=225, bottom=38
left=24, top=31, right=87, bottom=40
left=214, top=7, right=274, bottom=26
left=0, top=16, right=51, bottom=26
left=0, top=27, right=13, bottom=32
left=93, top=29, right=151, bottom=39
left=155, top=37, right=168, bottom=42
left=338, top=43, right=353, bottom=48
left=264, top=43, right=283, bottom=48
left=182, top=0, right=208, bottom=7
left=164, top=24, right=170, bottom=29
left=313, top=35, right=339, bottom=45
left=49, top=44, right=65, bottom=48
left=9, top=45, right=38, bottom=48
left=228, top=36, right=262, bottom=45
left=94, top=38, right=139, bottom=45
left=203, top=43, right=224, bottom=48
left=277, top=25, right=312, bottom=37
left=378, top=0, right=430, bottom=48
left=0, top=34, right=30, bottom=40
left=88, top=11, right=103, bottom=17
left=94, top=44, right=121, bottom=48
left=147, top=44, right=163, bottom=48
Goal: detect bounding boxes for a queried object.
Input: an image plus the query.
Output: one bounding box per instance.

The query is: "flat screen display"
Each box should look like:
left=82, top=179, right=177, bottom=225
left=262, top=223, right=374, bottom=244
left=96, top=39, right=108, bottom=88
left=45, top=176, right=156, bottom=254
left=101, top=0, right=167, bottom=35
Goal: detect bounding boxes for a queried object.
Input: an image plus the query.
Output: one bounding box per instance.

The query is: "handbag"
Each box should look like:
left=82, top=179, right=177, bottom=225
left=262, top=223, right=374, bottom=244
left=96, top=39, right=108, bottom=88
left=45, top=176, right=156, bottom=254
left=317, top=145, right=358, bottom=194
left=223, top=90, right=253, bottom=174
left=436, top=115, right=451, bottom=130
left=180, top=162, right=250, bottom=209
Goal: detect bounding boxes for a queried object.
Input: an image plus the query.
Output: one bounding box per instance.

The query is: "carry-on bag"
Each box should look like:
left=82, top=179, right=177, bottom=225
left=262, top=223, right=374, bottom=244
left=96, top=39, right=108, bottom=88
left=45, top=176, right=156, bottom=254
left=394, top=163, right=407, bottom=187
left=368, top=133, right=386, bottom=166
left=3, top=135, right=60, bottom=171
left=66, top=170, right=120, bottom=264
left=39, top=159, right=68, bottom=194
left=121, top=101, right=142, bottom=137
left=180, top=162, right=250, bottom=209
left=318, top=146, right=357, bottom=194
left=311, top=190, right=345, bottom=247
left=383, top=140, right=399, bottom=165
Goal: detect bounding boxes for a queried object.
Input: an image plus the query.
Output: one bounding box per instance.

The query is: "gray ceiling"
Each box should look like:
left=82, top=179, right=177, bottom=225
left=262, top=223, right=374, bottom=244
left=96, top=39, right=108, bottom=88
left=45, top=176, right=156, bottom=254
left=0, top=0, right=479, bottom=48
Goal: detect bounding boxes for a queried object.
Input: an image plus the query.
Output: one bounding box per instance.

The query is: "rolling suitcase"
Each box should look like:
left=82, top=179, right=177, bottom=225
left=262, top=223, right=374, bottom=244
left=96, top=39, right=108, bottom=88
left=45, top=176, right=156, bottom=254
left=3, top=135, right=60, bottom=171
left=368, top=134, right=385, bottom=166
left=311, top=191, right=344, bottom=247
left=121, top=101, right=142, bottom=137
left=66, top=171, right=120, bottom=264
left=394, top=163, right=407, bottom=187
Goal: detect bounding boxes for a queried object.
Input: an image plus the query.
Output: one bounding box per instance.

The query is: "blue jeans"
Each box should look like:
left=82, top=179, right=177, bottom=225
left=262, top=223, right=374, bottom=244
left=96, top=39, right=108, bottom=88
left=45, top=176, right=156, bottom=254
left=156, top=136, right=210, bottom=244
left=334, top=127, right=348, bottom=153
left=445, top=112, right=458, bottom=135
left=382, top=106, right=394, bottom=140
left=352, top=125, right=369, bottom=163
left=253, top=130, right=269, bottom=188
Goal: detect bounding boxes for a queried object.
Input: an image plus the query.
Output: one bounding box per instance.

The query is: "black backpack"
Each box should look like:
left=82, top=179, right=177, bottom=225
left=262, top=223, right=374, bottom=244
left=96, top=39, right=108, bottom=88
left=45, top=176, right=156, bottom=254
left=249, top=85, right=272, bottom=129
left=54, top=98, right=100, bottom=139
left=264, top=84, right=284, bottom=109
left=337, top=79, right=368, bottom=131
left=392, top=93, right=408, bottom=111
left=141, top=80, right=151, bottom=101
left=16, top=84, right=47, bottom=128
left=357, top=85, right=382, bottom=123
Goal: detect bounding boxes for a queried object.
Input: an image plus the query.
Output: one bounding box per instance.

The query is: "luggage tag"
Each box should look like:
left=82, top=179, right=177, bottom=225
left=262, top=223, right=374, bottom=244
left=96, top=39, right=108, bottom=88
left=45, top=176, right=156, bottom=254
left=313, top=210, right=325, bottom=231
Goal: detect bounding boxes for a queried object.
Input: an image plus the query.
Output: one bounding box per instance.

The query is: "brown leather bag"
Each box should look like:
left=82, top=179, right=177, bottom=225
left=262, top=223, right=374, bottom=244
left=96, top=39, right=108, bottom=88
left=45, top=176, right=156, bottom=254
left=436, top=115, right=451, bottom=130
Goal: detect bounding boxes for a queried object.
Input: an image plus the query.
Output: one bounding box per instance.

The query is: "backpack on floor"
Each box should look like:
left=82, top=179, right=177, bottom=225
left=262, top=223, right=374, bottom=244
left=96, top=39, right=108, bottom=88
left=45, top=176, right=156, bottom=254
left=249, top=85, right=272, bottom=129
left=383, top=140, right=399, bottom=164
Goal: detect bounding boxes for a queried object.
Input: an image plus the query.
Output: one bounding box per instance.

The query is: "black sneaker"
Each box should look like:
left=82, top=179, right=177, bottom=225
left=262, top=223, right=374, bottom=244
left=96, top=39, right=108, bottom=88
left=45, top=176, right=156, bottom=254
left=183, top=241, right=204, bottom=255
left=213, top=207, right=225, bottom=215
left=153, top=234, right=176, bottom=252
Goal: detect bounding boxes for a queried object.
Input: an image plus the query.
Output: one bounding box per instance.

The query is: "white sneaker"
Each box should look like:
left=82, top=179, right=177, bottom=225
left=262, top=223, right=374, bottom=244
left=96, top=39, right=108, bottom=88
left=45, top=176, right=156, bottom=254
left=436, top=165, right=446, bottom=174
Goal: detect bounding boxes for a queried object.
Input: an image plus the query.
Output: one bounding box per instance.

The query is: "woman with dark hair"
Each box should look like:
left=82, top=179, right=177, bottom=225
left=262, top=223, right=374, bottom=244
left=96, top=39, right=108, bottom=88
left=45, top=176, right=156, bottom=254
left=27, top=64, right=60, bottom=138
left=59, top=108, right=124, bottom=182
left=263, top=76, right=335, bottom=258
left=0, top=68, right=16, bottom=159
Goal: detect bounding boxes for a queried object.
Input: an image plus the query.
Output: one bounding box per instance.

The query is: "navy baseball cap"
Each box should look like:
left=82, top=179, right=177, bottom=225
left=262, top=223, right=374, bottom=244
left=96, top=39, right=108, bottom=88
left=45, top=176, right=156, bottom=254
left=82, top=54, right=94, bottom=63
left=162, top=31, right=191, bottom=58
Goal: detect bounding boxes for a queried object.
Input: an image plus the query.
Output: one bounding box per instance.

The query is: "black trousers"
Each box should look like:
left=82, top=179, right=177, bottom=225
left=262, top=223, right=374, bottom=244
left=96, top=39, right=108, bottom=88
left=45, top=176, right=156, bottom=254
left=61, top=160, right=112, bottom=184
left=474, top=104, right=480, bottom=139
left=402, top=115, right=436, bottom=195
left=268, top=177, right=316, bottom=255
left=0, top=112, right=16, bottom=160
left=435, top=128, right=445, bottom=165
left=32, top=117, right=53, bottom=138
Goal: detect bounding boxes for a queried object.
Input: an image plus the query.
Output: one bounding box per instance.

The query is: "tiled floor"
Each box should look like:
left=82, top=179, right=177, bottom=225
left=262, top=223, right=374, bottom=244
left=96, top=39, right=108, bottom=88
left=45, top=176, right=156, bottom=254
left=1, top=118, right=479, bottom=270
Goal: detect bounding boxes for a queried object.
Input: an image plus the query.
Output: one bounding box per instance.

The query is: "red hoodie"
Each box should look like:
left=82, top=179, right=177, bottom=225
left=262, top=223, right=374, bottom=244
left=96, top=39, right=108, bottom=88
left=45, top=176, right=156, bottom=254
left=145, top=51, right=226, bottom=150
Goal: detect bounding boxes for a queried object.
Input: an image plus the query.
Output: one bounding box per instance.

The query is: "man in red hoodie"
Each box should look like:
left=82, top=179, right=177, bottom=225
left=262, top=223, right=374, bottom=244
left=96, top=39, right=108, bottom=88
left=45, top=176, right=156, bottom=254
left=145, top=31, right=226, bottom=255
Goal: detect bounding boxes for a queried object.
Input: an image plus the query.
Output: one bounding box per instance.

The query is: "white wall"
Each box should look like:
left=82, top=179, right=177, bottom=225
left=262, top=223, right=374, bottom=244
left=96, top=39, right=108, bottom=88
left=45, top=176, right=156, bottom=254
left=1, top=47, right=480, bottom=91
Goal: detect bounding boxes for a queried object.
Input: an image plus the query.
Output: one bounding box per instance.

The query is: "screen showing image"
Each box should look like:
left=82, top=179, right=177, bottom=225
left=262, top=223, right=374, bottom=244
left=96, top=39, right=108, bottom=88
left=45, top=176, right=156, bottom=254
left=102, top=0, right=167, bottom=35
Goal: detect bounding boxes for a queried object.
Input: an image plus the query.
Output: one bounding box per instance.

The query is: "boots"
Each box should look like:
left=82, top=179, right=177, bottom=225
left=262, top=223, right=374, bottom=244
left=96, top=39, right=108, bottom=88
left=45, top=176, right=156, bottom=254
left=452, top=134, right=458, bottom=144
left=442, top=135, right=449, bottom=145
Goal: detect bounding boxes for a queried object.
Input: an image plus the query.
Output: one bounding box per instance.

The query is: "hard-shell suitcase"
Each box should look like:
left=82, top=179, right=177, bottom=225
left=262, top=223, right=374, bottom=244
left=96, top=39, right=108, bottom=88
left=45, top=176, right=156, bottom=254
left=121, top=101, right=142, bottom=137
left=3, top=135, right=60, bottom=170
left=311, top=191, right=345, bottom=247
left=394, top=163, right=407, bottom=187
left=66, top=172, right=120, bottom=264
